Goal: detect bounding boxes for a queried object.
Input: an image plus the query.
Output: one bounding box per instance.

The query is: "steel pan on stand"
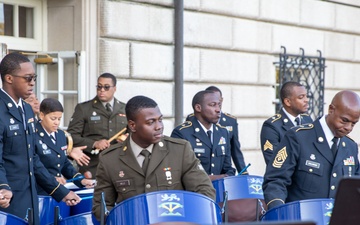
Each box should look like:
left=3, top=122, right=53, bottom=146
left=0, top=211, right=28, bottom=225
left=47, top=212, right=100, bottom=225
left=106, top=190, right=222, bottom=225
left=70, top=188, right=94, bottom=216
left=38, top=195, right=70, bottom=225
left=261, top=198, right=334, bottom=225
left=212, top=175, right=266, bottom=222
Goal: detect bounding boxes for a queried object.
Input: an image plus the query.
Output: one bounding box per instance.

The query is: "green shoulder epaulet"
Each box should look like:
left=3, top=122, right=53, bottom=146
left=270, top=114, right=282, bottom=123
left=295, top=123, right=314, bottom=132
left=179, top=121, right=192, bottom=130
left=101, top=142, right=122, bottom=155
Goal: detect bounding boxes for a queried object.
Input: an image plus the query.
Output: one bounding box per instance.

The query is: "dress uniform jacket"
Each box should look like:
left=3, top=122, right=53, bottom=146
left=67, top=96, right=127, bottom=175
left=171, top=116, right=235, bottom=176
left=35, top=122, right=83, bottom=195
left=0, top=90, right=69, bottom=223
left=187, top=113, right=247, bottom=174
left=92, top=135, right=215, bottom=220
left=262, top=118, right=360, bottom=209
left=260, top=108, right=313, bottom=165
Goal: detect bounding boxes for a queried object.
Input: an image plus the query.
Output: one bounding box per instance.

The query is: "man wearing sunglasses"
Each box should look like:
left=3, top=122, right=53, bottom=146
left=0, top=52, right=80, bottom=224
left=67, top=73, right=127, bottom=177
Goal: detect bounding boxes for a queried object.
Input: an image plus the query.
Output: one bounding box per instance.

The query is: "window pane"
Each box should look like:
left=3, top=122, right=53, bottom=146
left=19, top=6, right=33, bottom=38
left=0, top=3, right=14, bottom=36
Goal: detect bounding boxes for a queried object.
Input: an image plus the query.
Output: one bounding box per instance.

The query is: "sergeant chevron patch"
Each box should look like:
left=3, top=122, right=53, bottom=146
left=272, top=147, right=287, bottom=168
left=264, top=140, right=273, bottom=151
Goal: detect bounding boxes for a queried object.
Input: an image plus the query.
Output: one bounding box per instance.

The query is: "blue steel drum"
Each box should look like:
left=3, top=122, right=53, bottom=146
left=0, top=211, right=28, bottom=225
left=48, top=212, right=100, bottom=225
left=261, top=198, right=334, bottom=225
left=106, top=190, right=222, bottom=225
left=70, top=189, right=94, bottom=216
left=38, top=195, right=70, bottom=225
left=212, top=175, right=264, bottom=203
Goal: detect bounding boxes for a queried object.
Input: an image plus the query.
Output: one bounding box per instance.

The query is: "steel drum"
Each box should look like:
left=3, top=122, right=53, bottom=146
left=0, top=211, right=28, bottom=225
left=212, top=175, right=265, bottom=222
left=212, top=175, right=264, bottom=202
left=38, top=195, right=70, bottom=225
left=70, top=188, right=94, bottom=216
left=106, top=190, right=222, bottom=225
left=47, top=212, right=100, bottom=225
left=261, top=198, right=334, bottom=225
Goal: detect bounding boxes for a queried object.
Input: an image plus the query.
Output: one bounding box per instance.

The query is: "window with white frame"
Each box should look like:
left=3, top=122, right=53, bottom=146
left=0, top=0, right=43, bottom=51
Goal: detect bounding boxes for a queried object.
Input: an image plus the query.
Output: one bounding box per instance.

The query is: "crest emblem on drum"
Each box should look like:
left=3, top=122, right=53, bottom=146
left=119, top=171, right=125, bottom=177
left=157, top=193, right=184, bottom=217
left=323, top=201, right=334, bottom=220
left=248, top=176, right=264, bottom=195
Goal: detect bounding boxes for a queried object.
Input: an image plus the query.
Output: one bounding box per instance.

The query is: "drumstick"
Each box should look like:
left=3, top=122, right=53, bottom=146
left=237, top=163, right=251, bottom=176
left=91, top=127, right=127, bottom=155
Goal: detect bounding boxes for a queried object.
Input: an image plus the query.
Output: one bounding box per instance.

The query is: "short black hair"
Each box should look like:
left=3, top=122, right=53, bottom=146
left=205, top=86, right=222, bottom=96
left=40, top=98, right=64, bottom=115
left=0, top=52, right=30, bottom=82
left=126, top=95, right=158, bottom=121
left=98, top=73, right=116, bottom=86
left=192, top=90, right=214, bottom=110
left=280, top=81, right=304, bottom=103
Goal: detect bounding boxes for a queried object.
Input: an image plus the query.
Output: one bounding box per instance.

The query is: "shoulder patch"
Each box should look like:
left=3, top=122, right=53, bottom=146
left=295, top=123, right=314, bottom=132
left=223, top=112, right=237, bottom=119
left=101, top=142, right=123, bottom=155
left=270, top=114, right=281, bottom=123
left=179, top=121, right=192, bottom=130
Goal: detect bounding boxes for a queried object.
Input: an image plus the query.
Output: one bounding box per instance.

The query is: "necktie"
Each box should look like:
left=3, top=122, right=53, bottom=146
left=295, top=117, right=300, bottom=126
left=207, top=130, right=212, bottom=144
left=140, top=149, right=151, bottom=173
left=50, top=135, right=56, bottom=144
left=18, top=106, right=26, bottom=129
left=105, top=103, right=112, bottom=112
left=331, top=137, right=339, bottom=157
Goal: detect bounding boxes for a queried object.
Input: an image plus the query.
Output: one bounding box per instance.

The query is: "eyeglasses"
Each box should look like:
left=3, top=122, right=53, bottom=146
left=96, top=85, right=114, bottom=91
left=11, top=74, right=37, bottom=83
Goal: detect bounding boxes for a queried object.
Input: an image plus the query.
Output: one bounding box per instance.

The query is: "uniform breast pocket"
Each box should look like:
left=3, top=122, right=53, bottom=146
left=342, top=165, right=355, bottom=177
left=297, top=159, right=323, bottom=192
left=88, top=116, right=102, bottom=129
left=156, top=170, right=181, bottom=190
left=115, top=178, right=136, bottom=199
left=7, top=124, right=23, bottom=137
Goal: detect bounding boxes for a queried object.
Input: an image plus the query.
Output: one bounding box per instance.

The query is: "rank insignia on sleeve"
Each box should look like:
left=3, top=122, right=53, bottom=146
left=264, top=140, right=273, bottom=151
left=272, top=147, right=287, bottom=168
